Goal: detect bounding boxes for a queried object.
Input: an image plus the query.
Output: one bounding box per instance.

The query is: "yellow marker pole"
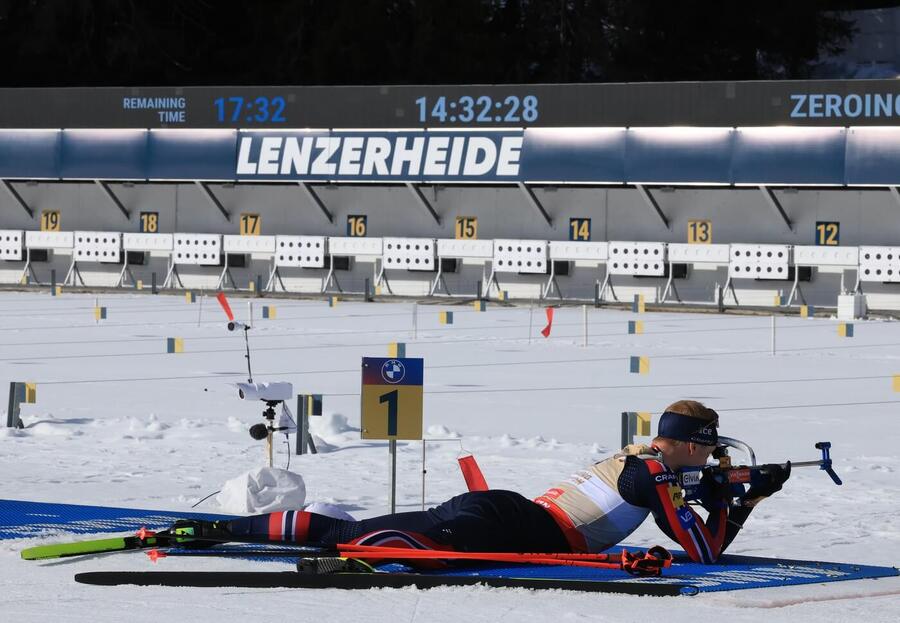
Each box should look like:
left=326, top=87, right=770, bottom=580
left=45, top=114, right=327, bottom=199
left=636, top=412, right=651, bottom=436
left=167, top=338, right=184, bottom=353
left=7, top=382, right=36, bottom=428
left=632, top=294, right=645, bottom=313
left=629, top=356, right=649, bottom=374
left=621, top=411, right=652, bottom=446
left=25, top=383, right=37, bottom=404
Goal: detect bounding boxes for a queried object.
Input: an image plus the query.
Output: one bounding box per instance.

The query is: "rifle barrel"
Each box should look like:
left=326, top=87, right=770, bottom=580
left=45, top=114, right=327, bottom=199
left=787, top=460, right=822, bottom=468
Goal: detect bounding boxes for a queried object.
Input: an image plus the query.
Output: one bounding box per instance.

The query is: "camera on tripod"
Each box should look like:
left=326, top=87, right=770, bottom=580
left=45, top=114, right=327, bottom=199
left=236, top=381, right=293, bottom=402
left=215, top=292, right=298, bottom=466
left=235, top=382, right=296, bottom=442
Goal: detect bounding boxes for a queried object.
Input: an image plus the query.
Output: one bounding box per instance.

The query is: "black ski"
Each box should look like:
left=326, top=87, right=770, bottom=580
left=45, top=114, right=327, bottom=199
left=74, top=570, right=695, bottom=595
left=147, top=546, right=326, bottom=559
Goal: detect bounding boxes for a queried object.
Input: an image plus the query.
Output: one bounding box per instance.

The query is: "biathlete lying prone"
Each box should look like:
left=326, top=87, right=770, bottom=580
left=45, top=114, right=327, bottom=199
left=178, top=400, right=789, bottom=564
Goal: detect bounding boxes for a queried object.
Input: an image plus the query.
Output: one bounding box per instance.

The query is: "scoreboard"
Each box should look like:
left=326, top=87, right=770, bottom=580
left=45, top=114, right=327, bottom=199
left=4, top=80, right=900, bottom=129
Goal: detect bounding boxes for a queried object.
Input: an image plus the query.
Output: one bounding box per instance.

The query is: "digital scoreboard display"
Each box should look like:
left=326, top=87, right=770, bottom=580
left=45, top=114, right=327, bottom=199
left=0, top=86, right=551, bottom=129
left=3, top=80, right=900, bottom=129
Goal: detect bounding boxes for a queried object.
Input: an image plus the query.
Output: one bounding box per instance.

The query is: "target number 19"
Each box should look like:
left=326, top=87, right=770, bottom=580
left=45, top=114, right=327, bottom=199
left=40, top=210, right=60, bottom=232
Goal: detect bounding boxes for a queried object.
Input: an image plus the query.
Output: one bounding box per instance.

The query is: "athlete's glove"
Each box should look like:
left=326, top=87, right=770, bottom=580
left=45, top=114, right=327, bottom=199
left=621, top=546, right=673, bottom=577
left=741, top=461, right=791, bottom=507
left=699, top=467, right=734, bottom=511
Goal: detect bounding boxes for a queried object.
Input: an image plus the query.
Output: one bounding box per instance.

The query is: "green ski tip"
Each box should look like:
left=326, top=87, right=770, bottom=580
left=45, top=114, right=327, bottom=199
left=20, top=527, right=209, bottom=561
left=21, top=536, right=130, bottom=560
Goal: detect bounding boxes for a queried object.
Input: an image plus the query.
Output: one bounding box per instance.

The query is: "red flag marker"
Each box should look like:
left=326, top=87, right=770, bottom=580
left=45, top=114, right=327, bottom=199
left=540, top=307, right=554, bottom=338
left=458, top=455, right=489, bottom=492
left=216, top=291, right=235, bottom=321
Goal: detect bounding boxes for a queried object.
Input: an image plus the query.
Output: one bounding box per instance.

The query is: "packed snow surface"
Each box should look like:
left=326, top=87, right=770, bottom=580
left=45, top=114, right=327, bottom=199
left=1, top=291, right=898, bottom=621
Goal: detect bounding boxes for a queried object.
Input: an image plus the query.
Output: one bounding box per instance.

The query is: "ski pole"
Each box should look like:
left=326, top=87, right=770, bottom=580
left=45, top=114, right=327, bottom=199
left=336, top=544, right=619, bottom=561
left=145, top=547, right=640, bottom=571
left=335, top=544, right=672, bottom=575
left=336, top=544, right=671, bottom=565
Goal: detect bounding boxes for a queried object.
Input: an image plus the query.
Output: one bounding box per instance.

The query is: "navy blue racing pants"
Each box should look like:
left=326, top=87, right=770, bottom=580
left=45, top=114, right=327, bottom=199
left=226, top=489, right=570, bottom=553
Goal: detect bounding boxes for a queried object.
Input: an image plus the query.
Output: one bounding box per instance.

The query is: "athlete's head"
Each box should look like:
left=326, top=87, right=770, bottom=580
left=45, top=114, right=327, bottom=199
left=652, top=400, right=719, bottom=469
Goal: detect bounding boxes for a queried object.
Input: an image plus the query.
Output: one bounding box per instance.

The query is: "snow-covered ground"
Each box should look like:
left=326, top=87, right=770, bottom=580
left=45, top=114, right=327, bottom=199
left=1, top=291, right=898, bottom=621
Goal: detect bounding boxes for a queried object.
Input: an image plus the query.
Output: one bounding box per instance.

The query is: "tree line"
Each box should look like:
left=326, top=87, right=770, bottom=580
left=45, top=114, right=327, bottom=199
left=0, top=1, right=858, bottom=87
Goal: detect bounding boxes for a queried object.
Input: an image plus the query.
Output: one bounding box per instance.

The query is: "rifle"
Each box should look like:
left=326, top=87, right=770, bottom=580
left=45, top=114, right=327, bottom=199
left=678, top=440, right=842, bottom=503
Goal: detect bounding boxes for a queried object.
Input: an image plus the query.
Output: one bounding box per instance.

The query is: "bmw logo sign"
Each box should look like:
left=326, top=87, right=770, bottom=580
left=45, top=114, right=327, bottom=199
left=381, top=359, right=406, bottom=384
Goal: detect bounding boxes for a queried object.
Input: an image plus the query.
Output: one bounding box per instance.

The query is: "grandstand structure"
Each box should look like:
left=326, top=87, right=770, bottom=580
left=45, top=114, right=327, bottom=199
left=1, top=80, right=900, bottom=310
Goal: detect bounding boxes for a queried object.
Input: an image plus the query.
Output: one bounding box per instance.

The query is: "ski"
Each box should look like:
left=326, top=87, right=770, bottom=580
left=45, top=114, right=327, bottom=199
left=20, top=526, right=225, bottom=560
left=142, top=546, right=327, bottom=562
left=22, top=532, right=175, bottom=560
left=73, top=569, right=693, bottom=595
left=23, top=523, right=669, bottom=575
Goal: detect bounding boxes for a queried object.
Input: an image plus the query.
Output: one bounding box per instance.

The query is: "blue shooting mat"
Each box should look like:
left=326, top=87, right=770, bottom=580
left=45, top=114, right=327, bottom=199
left=0, top=498, right=233, bottom=540
left=376, top=552, right=900, bottom=594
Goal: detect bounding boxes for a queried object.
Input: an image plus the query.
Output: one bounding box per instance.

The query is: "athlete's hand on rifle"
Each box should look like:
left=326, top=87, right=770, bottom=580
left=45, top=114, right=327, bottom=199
left=741, top=461, right=791, bottom=507
left=699, top=467, right=734, bottom=511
